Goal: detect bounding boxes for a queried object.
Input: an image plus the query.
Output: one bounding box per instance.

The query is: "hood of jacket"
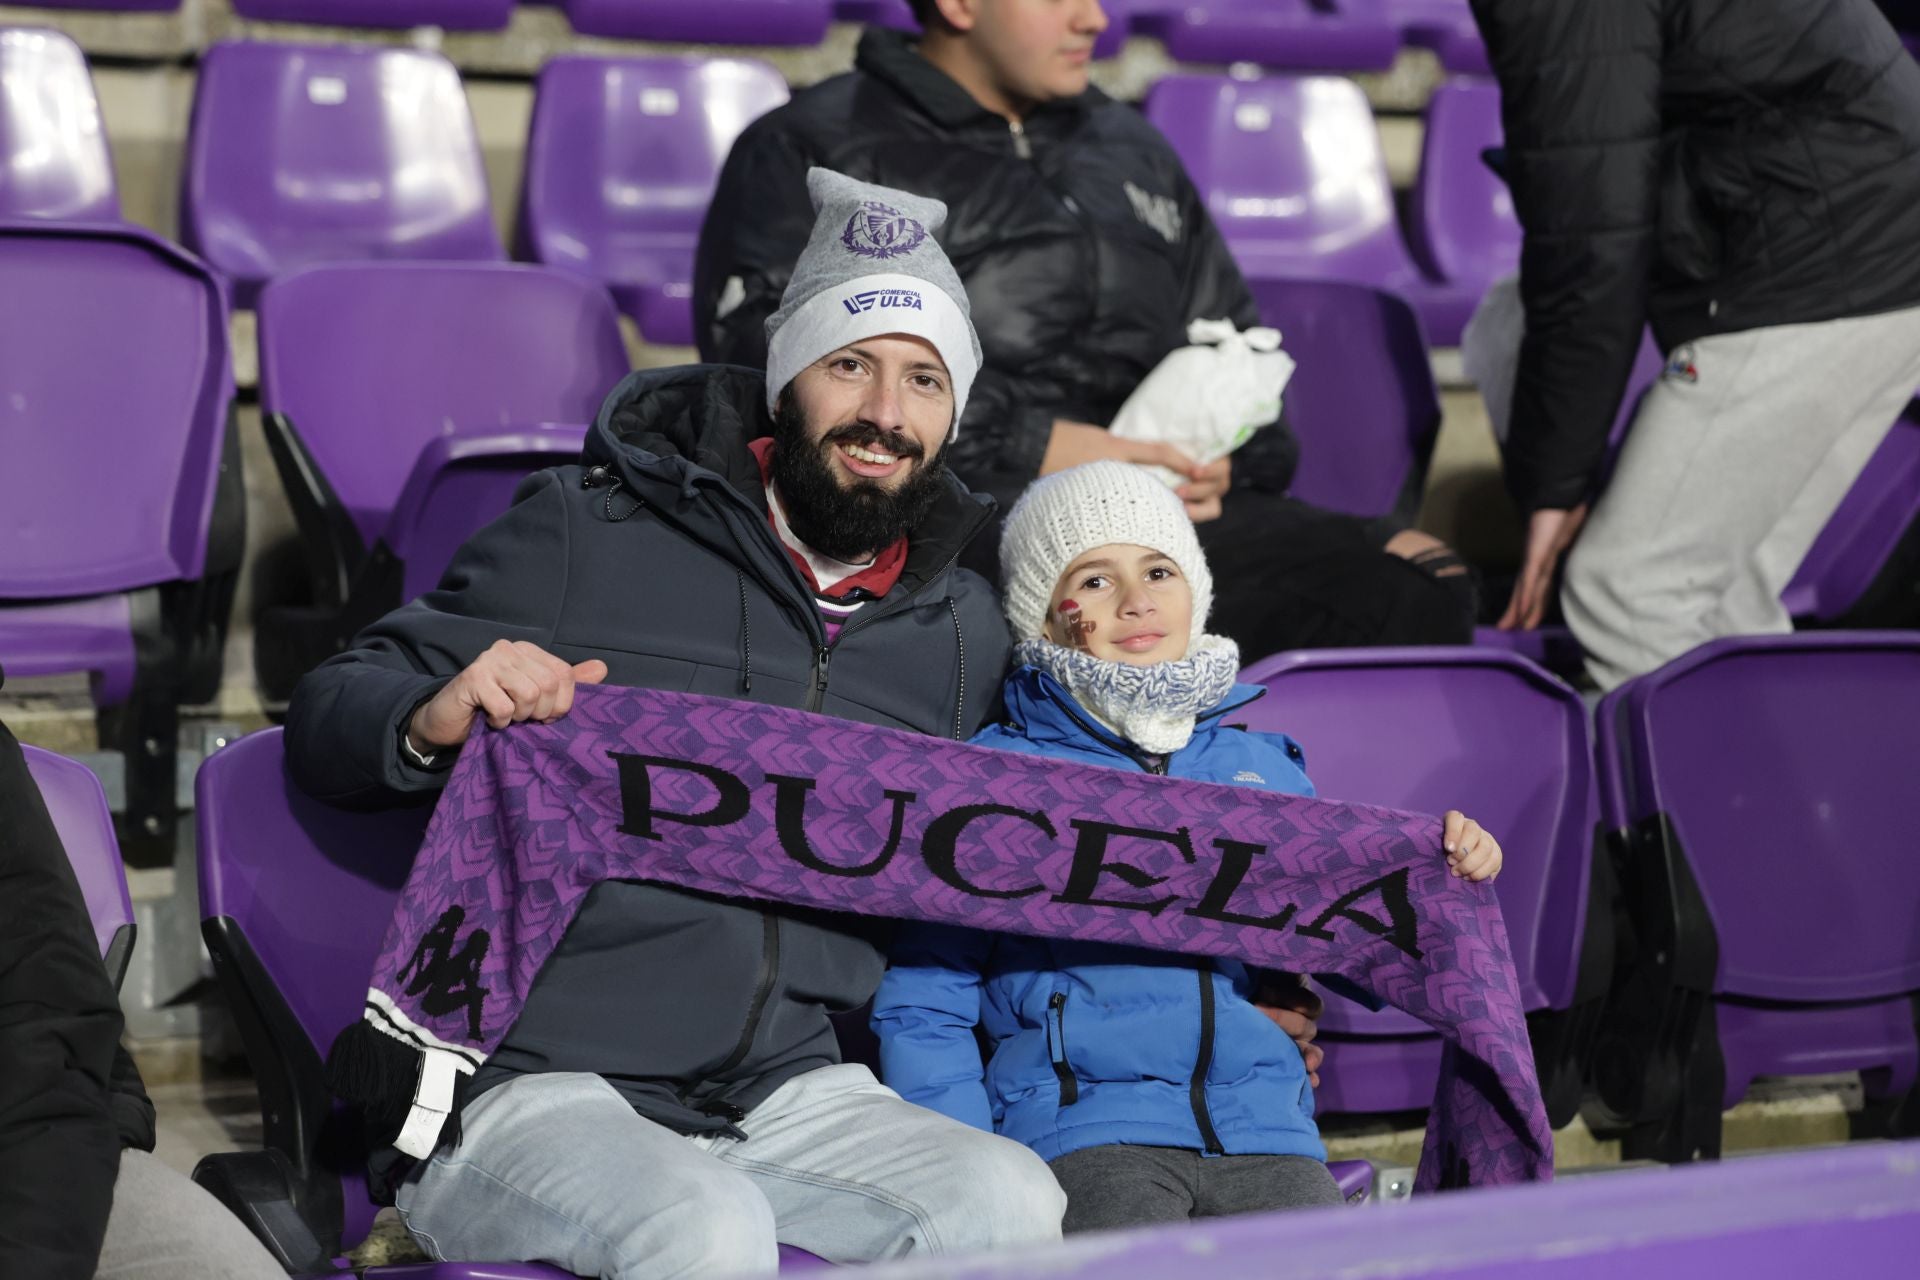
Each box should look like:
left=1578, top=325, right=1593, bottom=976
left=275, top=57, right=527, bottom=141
left=585, top=363, right=999, bottom=595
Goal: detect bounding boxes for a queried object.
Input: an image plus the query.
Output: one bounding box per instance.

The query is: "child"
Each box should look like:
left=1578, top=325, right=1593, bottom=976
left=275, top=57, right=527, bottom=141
left=871, top=461, right=1502, bottom=1233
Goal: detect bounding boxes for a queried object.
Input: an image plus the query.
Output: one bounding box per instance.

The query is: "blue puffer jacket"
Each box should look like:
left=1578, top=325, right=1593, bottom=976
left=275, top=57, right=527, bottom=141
left=871, top=665, right=1326, bottom=1163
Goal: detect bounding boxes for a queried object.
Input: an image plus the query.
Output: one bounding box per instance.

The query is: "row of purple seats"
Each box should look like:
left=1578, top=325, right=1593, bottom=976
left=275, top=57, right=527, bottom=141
left=15, top=0, right=1486, bottom=68
left=923, top=1141, right=1920, bottom=1278
left=24, top=743, right=138, bottom=987
left=1590, top=632, right=1920, bottom=1162
left=7, top=33, right=1518, bottom=349
left=0, top=221, right=244, bottom=851
left=1147, top=73, right=1513, bottom=346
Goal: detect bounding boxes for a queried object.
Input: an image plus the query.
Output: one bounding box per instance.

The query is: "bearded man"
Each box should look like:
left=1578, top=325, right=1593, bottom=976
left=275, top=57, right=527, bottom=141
left=282, top=171, right=1062, bottom=1279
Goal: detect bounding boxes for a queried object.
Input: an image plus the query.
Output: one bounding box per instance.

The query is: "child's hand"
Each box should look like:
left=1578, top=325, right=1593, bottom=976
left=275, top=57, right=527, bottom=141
left=1442, top=811, right=1503, bottom=882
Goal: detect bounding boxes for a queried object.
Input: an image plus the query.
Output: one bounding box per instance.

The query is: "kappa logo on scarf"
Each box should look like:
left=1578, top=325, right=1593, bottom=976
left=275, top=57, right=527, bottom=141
left=841, top=200, right=928, bottom=260
left=1125, top=180, right=1183, bottom=245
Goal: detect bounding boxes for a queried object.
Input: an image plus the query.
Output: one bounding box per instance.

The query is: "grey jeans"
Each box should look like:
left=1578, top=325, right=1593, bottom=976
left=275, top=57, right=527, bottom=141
left=1564, top=304, right=1920, bottom=690
left=1048, top=1144, right=1343, bottom=1234
left=94, top=1150, right=283, bottom=1280
left=396, top=1065, right=1065, bottom=1279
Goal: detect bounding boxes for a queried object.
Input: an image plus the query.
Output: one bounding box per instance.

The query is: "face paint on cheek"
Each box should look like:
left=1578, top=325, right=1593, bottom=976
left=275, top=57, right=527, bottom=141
left=1057, top=600, right=1095, bottom=651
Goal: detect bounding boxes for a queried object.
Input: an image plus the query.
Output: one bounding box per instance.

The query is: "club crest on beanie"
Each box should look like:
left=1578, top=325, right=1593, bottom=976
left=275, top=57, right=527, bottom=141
left=764, top=168, right=983, bottom=439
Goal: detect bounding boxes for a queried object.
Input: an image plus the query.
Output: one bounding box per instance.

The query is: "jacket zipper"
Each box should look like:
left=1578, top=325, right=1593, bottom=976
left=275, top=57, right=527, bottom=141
left=1190, top=962, right=1226, bottom=1155
left=1009, top=117, right=1032, bottom=160
left=802, top=538, right=974, bottom=714
left=710, top=914, right=781, bottom=1090
left=1047, top=991, right=1079, bottom=1106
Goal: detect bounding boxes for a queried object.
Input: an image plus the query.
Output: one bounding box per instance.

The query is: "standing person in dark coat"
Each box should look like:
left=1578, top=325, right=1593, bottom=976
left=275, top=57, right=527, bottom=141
left=0, top=666, right=280, bottom=1280
left=284, top=173, right=1067, bottom=1279
left=695, top=0, right=1478, bottom=659
left=1478, top=0, right=1920, bottom=687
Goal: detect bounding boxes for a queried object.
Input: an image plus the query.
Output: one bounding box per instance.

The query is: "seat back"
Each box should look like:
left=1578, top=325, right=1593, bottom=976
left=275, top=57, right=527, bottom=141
left=561, top=0, right=834, bottom=45
left=0, top=223, right=231, bottom=599
left=0, top=28, right=117, bottom=220
left=1409, top=79, right=1518, bottom=291
left=524, top=55, right=788, bottom=286
left=1143, top=0, right=1403, bottom=73
left=387, top=428, right=590, bottom=601
left=229, top=0, right=514, bottom=28
left=1606, top=633, right=1920, bottom=1003
left=257, top=262, right=626, bottom=550
left=1145, top=74, right=1417, bottom=288
left=22, top=744, right=135, bottom=986
left=1245, top=278, right=1440, bottom=519
left=182, top=42, right=502, bottom=305
left=196, top=728, right=431, bottom=1248
left=1239, top=648, right=1596, bottom=1017
left=1781, top=399, right=1920, bottom=622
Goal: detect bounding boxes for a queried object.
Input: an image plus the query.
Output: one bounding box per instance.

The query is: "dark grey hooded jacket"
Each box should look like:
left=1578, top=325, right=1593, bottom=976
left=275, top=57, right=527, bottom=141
left=285, top=364, right=1010, bottom=1137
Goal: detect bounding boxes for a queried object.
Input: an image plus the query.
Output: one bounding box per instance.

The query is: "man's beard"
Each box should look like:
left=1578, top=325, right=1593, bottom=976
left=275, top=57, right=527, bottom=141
left=768, top=396, right=950, bottom=564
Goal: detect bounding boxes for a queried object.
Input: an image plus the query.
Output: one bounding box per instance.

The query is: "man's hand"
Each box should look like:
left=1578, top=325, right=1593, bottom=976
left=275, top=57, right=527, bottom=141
left=1040, top=421, right=1226, bottom=522
left=1497, top=504, right=1589, bottom=631
left=1254, top=975, right=1325, bottom=1088
left=408, top=640, right=609, bottom=754
left=1176, top=456, right=1231, bottom=523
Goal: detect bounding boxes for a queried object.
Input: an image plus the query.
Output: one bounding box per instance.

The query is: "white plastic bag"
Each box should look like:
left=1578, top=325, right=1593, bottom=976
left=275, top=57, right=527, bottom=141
left=1107, top=318, right=1297, bottom=487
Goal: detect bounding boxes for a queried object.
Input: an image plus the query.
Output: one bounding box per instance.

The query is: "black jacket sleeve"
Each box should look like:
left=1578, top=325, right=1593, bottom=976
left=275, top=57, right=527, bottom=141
left=694, top=115, right=820, bottom=371
left=1473, top=0, right=1664, bottom=512
left=1170, top=154, right=1301, bottom=495
left=284, top=471, right=574, bottom=808
left=0, top=719, right=126, bottom=1280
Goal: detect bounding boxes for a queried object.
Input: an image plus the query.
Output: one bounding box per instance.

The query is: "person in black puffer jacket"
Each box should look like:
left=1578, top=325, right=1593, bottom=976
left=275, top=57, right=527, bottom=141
left=695, top=2, right=1478, bottom=659
left=1476, top=0, right=1920, bottom=687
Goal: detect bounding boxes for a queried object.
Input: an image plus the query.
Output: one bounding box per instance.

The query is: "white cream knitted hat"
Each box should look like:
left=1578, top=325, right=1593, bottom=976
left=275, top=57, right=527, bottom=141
left=999, top=460, right=1213, bottom=646
left=764, top=168, right=982, bottom=440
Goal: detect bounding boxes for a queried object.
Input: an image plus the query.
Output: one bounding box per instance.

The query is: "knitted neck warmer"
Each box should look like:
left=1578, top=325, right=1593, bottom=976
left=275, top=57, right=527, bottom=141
left=1013, top=634, right=1241, bottom=755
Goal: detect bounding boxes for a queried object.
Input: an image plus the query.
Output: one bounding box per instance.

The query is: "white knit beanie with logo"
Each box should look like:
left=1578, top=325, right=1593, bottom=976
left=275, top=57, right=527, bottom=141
left=999, top=460, right=1214, bottom=647
left=763, top=167, right=982, bottom=439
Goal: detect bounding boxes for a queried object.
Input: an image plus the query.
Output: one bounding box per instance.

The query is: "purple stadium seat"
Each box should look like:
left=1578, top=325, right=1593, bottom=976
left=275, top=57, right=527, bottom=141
left=1386, top=0, right=1488, bottom=74
left=1237, top=647, right=1607, bottom=1125
left=0, top=28, right=118, bottom=221
left=1591, top=632, right=1920, bottom=1161
left=181, top=42, right=504, bottom=309
left=1137, top=0, right=1402, bottom=72
left=0, top=222, right=242, bottom=849
left=887, top=1141, right=1920, bottom=1278
left=252, top=261, right=627, bottom=701
left=1145, top=75, right=1474, bottom=343
left=387, top=427, right=590, bottom=602
left=229, top=0, right=515, bottom=28
left=193, top=728, right=833, bottom=1271
left=1408, top=79, right=1516, bottom=314
left=834, top=0, right=916, bottom=30
left=22, top=743, right=136, bottom=987
left=13, top=0, right=177, bottom=9
left=561, top=0, right=834, bottom=46
left=1781, top=397, right=1920, bottom=622
left=519, top=55, right=789, bottom=345
left=1244, top=277, right=1440, bottom=521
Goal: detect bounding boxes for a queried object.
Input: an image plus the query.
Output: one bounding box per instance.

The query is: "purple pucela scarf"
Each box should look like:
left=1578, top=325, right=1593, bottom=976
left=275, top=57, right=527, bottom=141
left=339, top=683, right=1553, bottom=1190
